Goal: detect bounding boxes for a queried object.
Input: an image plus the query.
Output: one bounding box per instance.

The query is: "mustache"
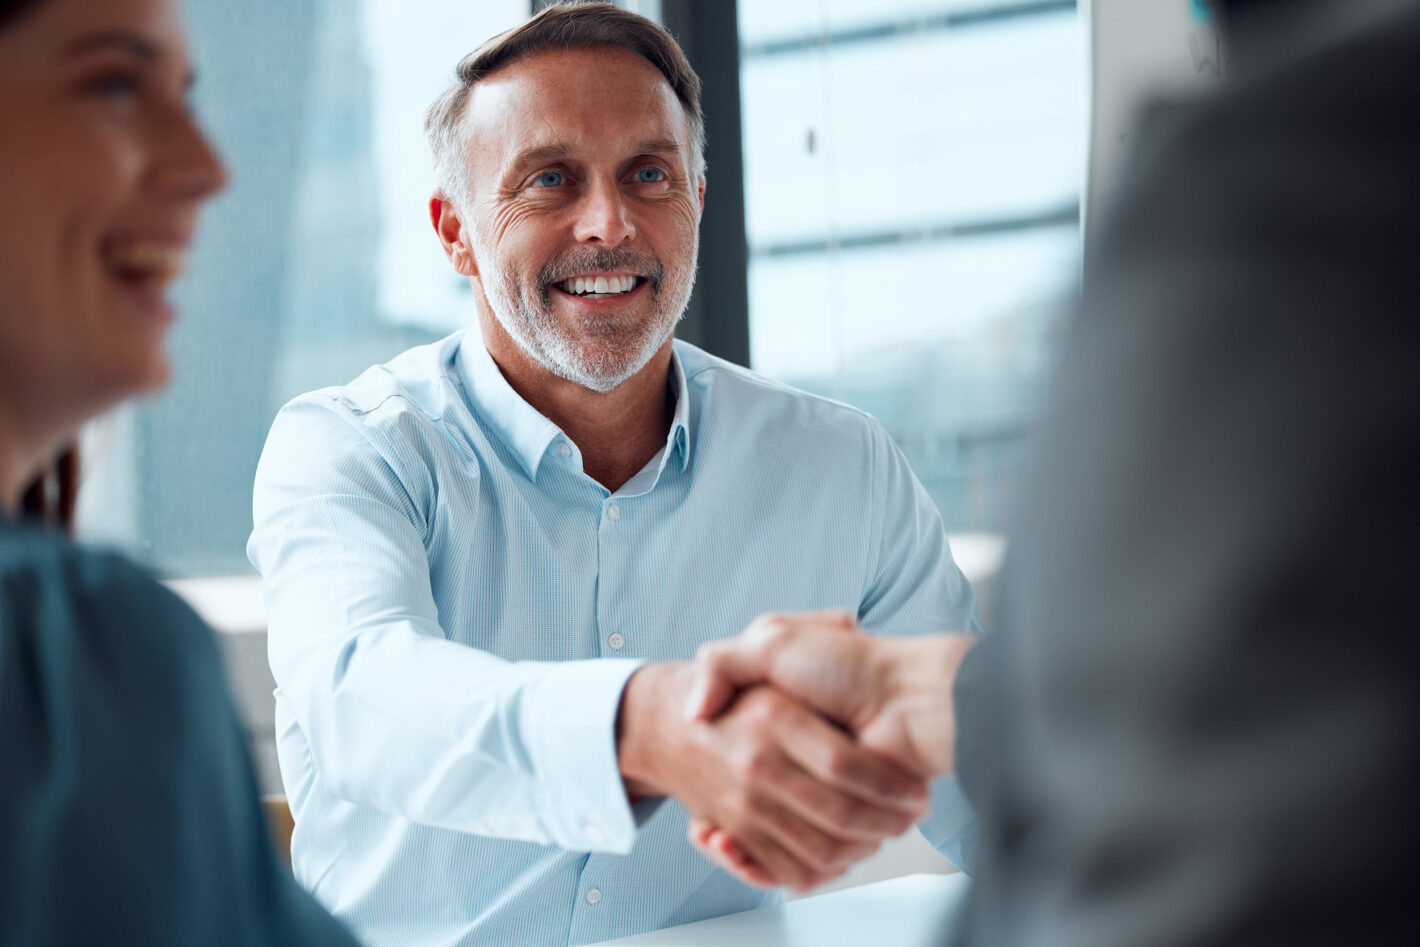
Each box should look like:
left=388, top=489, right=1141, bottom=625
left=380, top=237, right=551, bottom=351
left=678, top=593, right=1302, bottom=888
left=537, top=248, right=665, bottom=300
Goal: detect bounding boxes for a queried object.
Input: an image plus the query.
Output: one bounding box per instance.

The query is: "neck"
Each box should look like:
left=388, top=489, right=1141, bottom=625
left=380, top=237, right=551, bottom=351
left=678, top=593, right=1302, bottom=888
left=480, top=317, right=677, bottom=493
left=0, top=396, right=42, bottom=515
left=0, top=383, right=81, bottom=518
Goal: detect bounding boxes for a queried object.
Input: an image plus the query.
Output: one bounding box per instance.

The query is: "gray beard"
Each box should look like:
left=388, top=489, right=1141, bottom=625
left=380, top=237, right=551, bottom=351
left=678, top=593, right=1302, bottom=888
left=474, top=240, right=696, bottom=393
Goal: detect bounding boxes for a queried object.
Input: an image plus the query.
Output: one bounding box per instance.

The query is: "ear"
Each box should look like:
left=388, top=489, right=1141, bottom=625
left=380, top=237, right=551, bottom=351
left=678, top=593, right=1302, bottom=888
left=430, top=194, right=478, bottom=277
left=696, top=176, right=706, bottom=214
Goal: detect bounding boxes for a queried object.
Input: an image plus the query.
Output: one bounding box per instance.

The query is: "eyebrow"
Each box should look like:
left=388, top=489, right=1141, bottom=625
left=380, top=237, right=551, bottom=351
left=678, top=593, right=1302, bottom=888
left=505, top=138, right=687, bottom=175
left=63, top=31, right=161, bottom=60
left=62, top=30, right=198, bottom=89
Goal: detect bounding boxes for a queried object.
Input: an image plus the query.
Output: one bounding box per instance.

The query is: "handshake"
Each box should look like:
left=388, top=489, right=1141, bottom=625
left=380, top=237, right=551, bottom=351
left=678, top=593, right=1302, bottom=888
left=616, top=612, right=976, bottom=892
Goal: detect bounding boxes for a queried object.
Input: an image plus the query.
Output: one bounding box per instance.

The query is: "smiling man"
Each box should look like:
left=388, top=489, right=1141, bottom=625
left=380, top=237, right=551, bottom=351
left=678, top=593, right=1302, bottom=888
left=247, top=4, right=981, bottom=946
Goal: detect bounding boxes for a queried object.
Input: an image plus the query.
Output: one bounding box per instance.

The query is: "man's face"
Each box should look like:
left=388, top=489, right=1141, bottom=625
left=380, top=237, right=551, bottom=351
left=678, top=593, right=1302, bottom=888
left=451, top=45, right=703, bottom=393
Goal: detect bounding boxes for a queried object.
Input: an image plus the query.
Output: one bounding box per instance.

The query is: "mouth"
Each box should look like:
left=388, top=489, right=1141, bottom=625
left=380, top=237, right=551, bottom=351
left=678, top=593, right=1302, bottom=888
left=552, top=273, right=646, bottom=300
left=103, top=239, right=189, bottom=295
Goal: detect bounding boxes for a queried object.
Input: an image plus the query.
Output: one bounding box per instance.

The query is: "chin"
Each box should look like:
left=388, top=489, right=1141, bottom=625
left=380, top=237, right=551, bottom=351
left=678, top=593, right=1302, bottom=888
left=93, top=349, right=171, bottom=406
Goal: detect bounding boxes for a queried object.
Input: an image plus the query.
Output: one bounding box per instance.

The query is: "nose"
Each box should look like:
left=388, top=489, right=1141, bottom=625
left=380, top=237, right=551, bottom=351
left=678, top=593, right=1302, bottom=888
left=572, top=176, right=635, bottom=247
left=150, top=104, right=228, bottom=202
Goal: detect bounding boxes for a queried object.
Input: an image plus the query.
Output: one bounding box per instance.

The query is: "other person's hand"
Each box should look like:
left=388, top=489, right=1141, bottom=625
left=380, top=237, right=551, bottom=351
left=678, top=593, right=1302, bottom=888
left=617, top=663, right=931, bottom=892
left=678, top=613, right=976, bottom=887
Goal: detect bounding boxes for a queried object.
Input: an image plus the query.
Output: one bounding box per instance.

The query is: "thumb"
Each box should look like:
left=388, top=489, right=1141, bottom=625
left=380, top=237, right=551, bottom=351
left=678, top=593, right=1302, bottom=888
left=682, top=642, right=768, bottom=722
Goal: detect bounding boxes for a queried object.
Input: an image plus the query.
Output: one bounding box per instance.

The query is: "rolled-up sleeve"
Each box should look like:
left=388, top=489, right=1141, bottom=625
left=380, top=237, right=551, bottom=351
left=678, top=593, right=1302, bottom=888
left=248, top=396, right=644, bottom=854
left=858, top=422, right=983, bottom=872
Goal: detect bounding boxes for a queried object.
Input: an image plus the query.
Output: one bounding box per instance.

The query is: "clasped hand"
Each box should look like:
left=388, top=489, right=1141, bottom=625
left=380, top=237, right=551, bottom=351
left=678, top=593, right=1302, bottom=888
left=617, top=612, right=974, bottom=892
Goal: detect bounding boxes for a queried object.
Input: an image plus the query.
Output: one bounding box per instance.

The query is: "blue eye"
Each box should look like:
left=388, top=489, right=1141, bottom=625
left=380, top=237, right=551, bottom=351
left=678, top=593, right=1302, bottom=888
left=535, top=170, right=564, bottom=188
left=635, top=166, right=666, bottom=183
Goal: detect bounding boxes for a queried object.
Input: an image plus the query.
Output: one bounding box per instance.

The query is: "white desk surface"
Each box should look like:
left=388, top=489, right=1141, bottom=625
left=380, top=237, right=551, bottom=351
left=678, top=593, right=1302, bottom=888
left=592, top=873, right=969, bottom=946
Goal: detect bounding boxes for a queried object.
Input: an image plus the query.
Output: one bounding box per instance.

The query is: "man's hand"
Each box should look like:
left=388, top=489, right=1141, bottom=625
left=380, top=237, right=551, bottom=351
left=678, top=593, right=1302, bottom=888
left=685, top=613, right=976, bottom=778
left=677, top=613, right=976, bottom=888
left=617, top=662, right=931, bottom=892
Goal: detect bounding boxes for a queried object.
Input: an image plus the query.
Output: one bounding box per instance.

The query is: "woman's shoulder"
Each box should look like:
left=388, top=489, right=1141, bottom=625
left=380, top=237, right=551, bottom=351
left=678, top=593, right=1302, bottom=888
left=0, top=523, right=220, bottom=691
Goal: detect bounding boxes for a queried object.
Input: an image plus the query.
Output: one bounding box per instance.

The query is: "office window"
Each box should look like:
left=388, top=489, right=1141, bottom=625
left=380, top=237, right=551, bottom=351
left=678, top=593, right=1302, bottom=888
left=76, top=0, right=528, bottom=576
left=739, top=0, right=1084, bottom=530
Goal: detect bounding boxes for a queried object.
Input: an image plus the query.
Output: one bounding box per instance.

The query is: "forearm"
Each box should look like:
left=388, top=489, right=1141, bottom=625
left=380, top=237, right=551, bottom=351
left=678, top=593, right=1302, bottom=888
left=274, top=620, right=645, bottom=852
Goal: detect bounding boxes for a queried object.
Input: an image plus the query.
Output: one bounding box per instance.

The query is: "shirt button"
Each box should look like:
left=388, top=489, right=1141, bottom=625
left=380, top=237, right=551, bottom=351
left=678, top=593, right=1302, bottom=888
left=607, top=633, right=625, bottom=650
left=606, top=504, right=621, bottom=521
left=557, top=441, right=572, bottom=458
left=585, top=887, right=603, bottom=905
left=584, top=823, right=604, bottom=845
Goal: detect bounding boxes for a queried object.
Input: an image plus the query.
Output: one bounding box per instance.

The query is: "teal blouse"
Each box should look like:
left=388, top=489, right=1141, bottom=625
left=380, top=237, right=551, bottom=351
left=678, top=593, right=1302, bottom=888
left=0, top=520, right=360, bottom=946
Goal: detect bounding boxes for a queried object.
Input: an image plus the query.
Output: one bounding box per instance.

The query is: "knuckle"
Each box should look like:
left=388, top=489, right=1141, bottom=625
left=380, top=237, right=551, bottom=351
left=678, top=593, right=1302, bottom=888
left=743, top=690, right=785, bottom=726
left=823, top=749, right=859, bottom=784
left=734, top=743, right=776, bottom=781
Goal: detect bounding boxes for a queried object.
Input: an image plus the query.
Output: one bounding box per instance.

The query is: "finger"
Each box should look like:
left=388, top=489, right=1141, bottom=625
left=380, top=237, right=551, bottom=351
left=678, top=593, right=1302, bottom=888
left=688, top=815, right=716, bottom=847
left=684, top=613, right=860, bottom=722
left=688, top=824, right=776, bottom=888
left=690, top=817, right=773, bottom=886
left=765, top=758, right=925, bottom=842
left=776, top=701, right=931, bottom=814
left=732, top=821, right=840, bottom=893
left=707, top=830, right=783, bottom=889
left=789, top=609, right=858, bottom=630
left=683, top=646, right=744, bottom=723
left=702, top=825, right=761, bottom=878
left=740, top=783, right=872, bottom=884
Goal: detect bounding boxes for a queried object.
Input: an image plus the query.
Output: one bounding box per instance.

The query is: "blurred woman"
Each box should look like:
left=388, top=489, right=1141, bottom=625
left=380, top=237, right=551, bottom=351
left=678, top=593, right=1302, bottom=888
left=0, top=1, right=359, bottom=943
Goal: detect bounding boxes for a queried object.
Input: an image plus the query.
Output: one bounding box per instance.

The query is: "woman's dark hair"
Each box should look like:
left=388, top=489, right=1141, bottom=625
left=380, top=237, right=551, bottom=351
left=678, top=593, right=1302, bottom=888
left=0, top=0, right=42, bottom=30
left=5, top=0, right=73, bottom=532
left=4, top=0, right=73, bottom=532
left=21, top=447, right=79, bottom=533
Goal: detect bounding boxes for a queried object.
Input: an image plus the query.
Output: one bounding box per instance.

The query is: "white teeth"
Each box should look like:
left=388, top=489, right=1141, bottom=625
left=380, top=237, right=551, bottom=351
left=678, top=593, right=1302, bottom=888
left=560, top=275, right=639, bottom=297
left=106, top=243, right=187, bottom=286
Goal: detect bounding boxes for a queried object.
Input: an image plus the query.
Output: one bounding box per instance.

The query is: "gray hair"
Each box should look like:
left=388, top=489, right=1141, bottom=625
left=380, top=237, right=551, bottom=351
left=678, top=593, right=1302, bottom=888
left=425, top=0, right=706, bottom=209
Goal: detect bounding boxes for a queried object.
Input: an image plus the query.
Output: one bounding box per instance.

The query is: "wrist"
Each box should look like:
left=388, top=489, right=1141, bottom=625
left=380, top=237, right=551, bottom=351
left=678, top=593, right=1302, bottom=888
left=880, top=635, right=975, bottom=777
left=617, top=661, right=692, bottom=797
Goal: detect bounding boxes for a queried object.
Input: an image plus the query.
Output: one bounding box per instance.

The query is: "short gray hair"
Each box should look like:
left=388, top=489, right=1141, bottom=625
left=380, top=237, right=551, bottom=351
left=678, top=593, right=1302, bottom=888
left=425, top=0, right=706, bottom=209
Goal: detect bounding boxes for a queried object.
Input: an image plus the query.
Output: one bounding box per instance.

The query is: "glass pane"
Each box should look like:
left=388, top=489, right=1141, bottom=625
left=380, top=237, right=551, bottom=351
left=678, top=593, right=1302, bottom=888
left=740, top=1, right=1085, bottom=532
left=76, top=0, right=528, bottom=576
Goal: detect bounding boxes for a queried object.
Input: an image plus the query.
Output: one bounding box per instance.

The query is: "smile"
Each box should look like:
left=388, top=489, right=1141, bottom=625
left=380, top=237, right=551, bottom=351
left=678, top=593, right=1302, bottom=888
left=104, top=240, right=188, bottom=292
left=554, top=274, right=644, bottom=299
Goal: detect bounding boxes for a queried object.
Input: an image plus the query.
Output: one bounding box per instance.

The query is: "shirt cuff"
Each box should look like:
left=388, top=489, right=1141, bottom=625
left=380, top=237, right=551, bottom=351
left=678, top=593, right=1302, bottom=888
left=918, top=774, right=979, bottom=874
left=524, top=657, right=647, bottom=854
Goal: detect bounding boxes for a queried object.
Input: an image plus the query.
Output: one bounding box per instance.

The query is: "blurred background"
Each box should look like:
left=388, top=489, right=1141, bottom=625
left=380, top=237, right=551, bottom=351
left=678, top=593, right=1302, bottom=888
left=74, top=0, right=1095, bottom=893
left=76, top=0, right=1083, bottom=573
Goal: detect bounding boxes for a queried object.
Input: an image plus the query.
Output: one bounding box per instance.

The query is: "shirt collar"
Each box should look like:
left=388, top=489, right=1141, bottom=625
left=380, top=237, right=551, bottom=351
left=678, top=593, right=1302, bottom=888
left=455, top=332, right=693, bottom=481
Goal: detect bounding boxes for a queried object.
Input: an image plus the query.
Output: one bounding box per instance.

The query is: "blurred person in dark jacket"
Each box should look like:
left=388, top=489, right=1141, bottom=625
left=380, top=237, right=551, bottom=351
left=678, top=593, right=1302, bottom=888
left=687, top=0, right=1420, bottom=942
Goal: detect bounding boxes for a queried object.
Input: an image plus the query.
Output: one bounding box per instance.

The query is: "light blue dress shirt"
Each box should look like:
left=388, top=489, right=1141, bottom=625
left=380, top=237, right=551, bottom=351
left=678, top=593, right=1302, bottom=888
left=248, top=331, right=982, bottom=947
